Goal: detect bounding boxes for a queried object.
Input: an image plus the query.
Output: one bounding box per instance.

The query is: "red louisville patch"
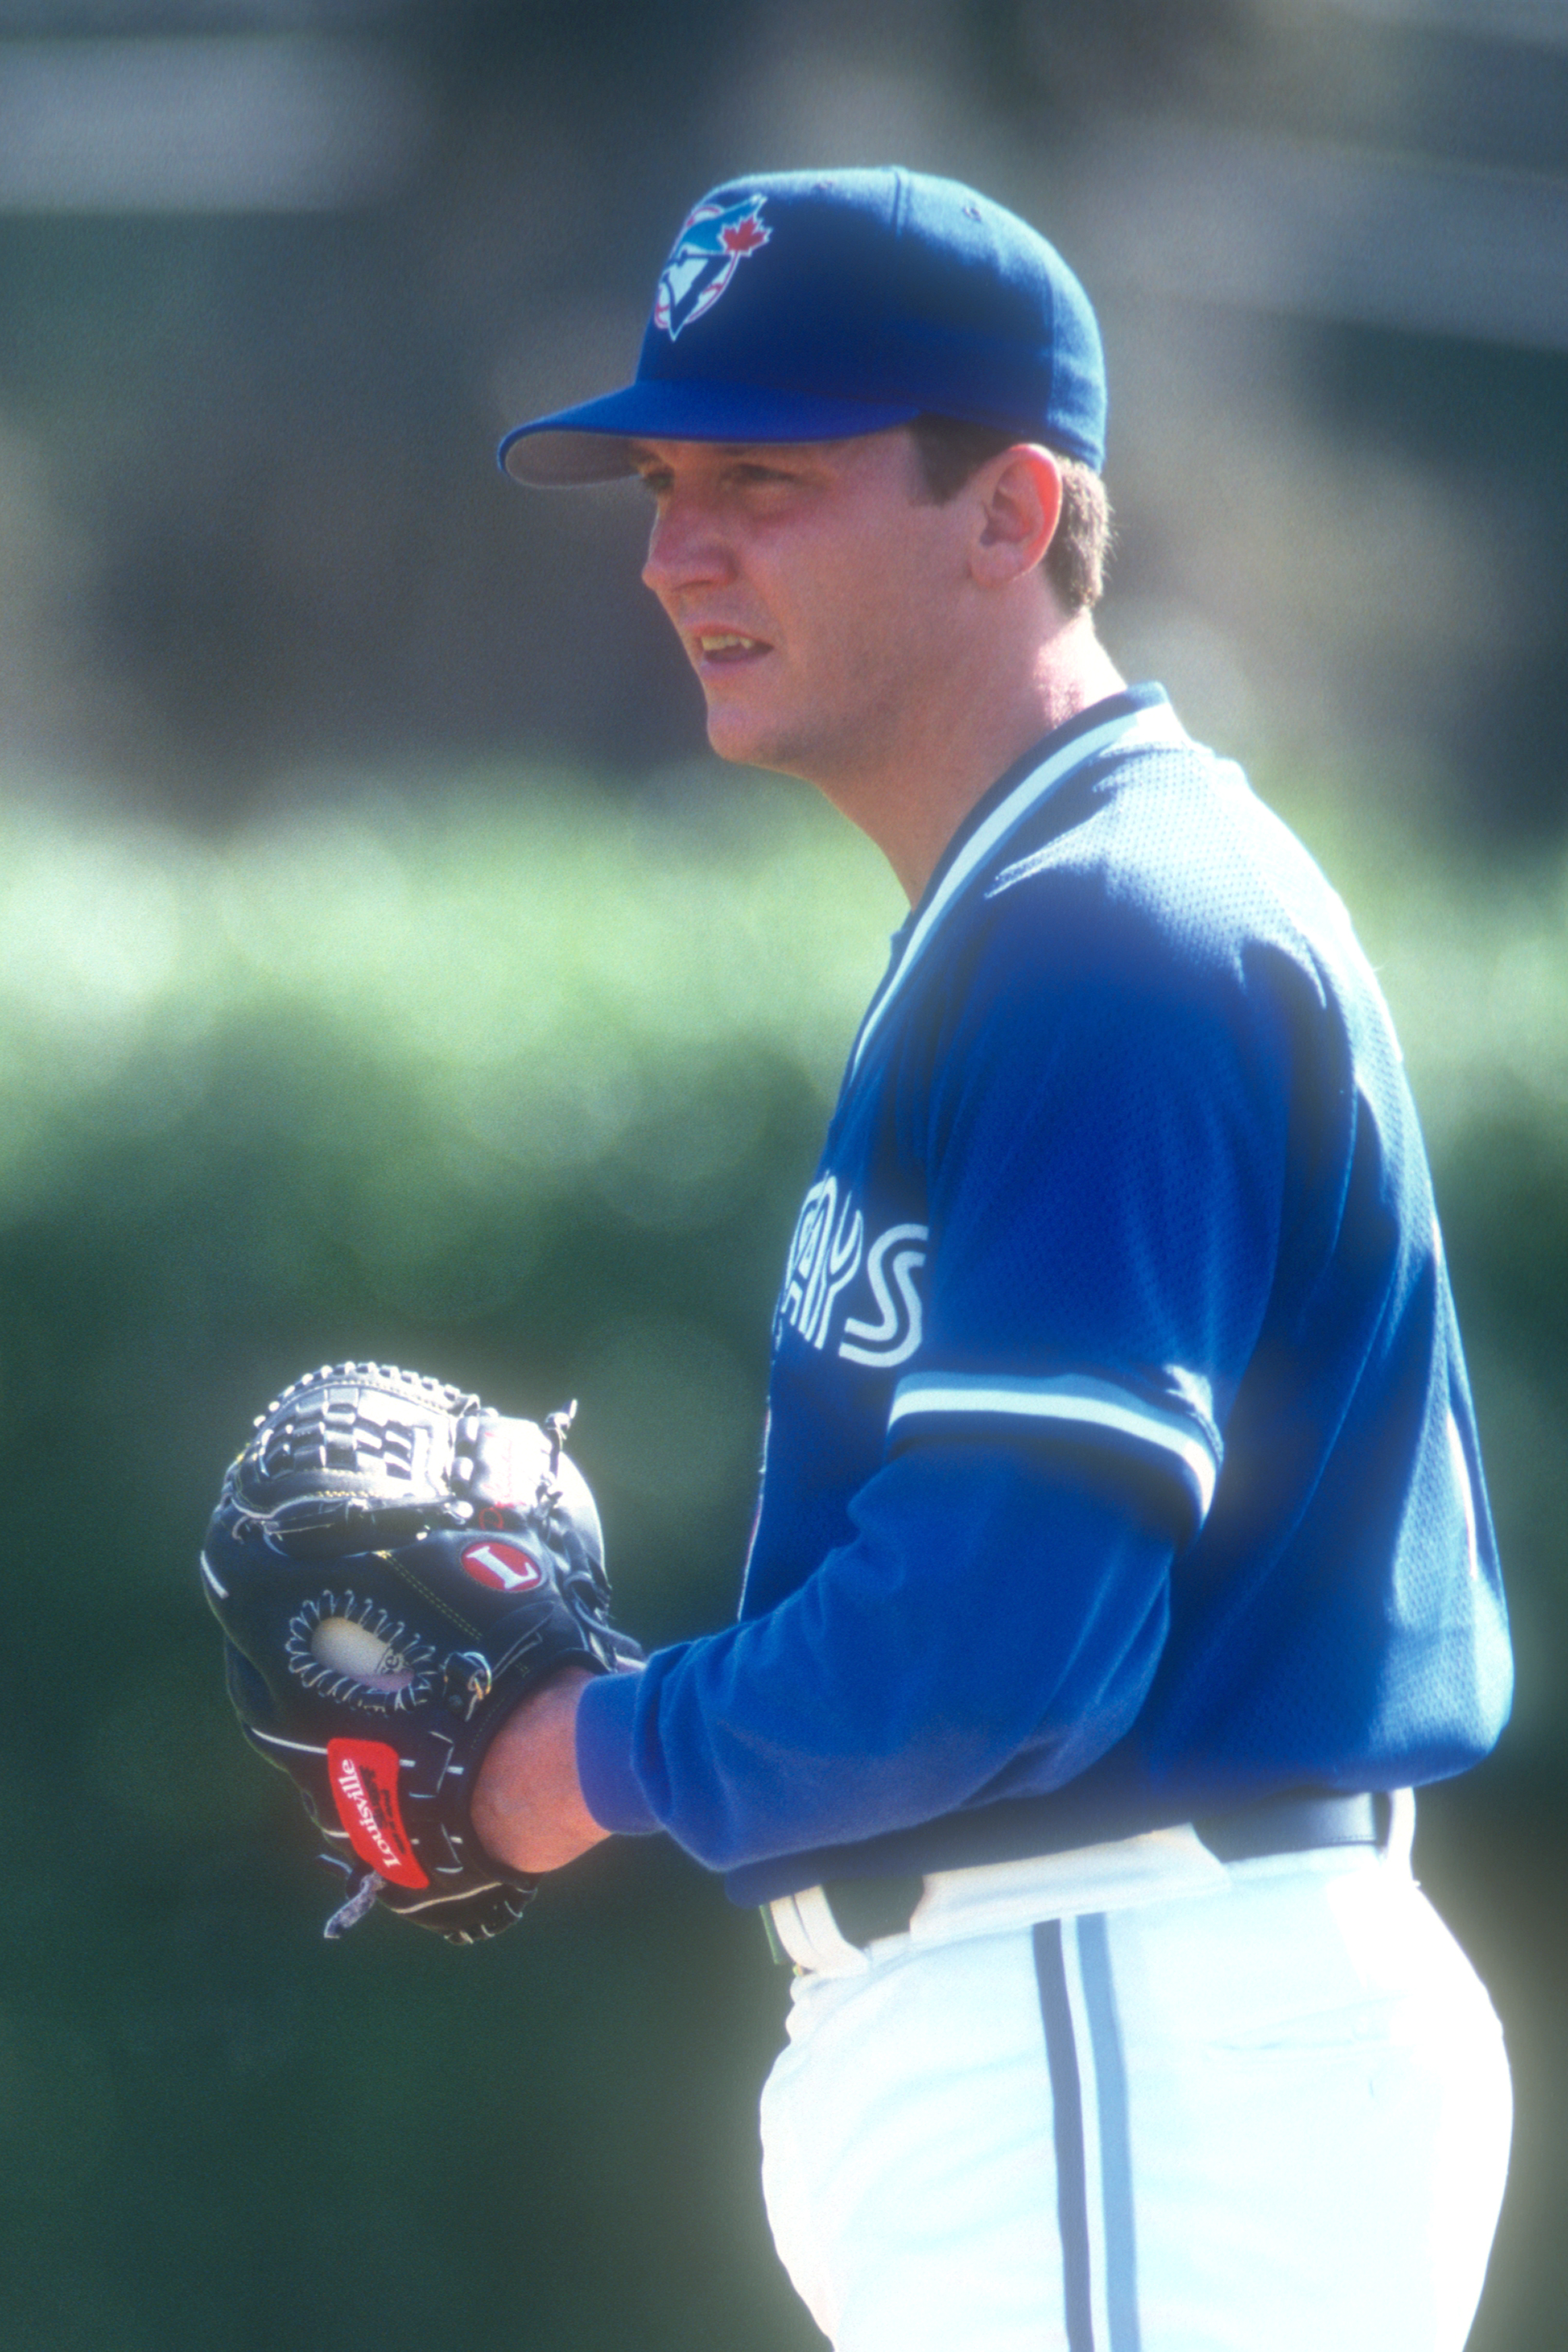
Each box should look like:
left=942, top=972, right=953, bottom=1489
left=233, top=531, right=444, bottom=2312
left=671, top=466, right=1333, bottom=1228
left=459, top=1538, right=545, bottom=1593
left=326, top=1739, right=428, bottom=1889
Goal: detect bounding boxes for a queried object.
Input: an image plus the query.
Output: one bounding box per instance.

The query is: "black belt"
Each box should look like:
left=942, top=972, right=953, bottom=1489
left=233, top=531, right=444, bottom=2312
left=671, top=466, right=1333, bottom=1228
left=812, top=1791, right=1394, bottom=1954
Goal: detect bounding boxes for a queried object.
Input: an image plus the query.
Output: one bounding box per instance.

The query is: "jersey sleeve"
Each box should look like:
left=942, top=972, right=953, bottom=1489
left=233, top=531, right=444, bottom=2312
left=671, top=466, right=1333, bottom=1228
left=897, top=919, right=1287, bottom=1543
left=574, top=902, right=1293, bottom=1876
left=575, top=1446, right=1177, bottom=1858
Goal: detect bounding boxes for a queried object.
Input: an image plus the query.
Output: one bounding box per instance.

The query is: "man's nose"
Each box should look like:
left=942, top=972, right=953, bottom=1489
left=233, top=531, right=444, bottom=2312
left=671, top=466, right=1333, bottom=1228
left=641, top=498, right=733, bottom=599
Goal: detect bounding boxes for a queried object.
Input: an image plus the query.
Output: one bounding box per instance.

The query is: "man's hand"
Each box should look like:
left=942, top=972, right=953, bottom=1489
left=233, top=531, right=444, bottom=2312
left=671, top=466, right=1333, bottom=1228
left=472, top=1666, right=612, bottom=1875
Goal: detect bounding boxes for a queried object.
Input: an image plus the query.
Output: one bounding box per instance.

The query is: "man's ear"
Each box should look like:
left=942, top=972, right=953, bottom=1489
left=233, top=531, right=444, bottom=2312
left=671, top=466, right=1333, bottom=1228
left=968, top=444, right=1063, bottom=586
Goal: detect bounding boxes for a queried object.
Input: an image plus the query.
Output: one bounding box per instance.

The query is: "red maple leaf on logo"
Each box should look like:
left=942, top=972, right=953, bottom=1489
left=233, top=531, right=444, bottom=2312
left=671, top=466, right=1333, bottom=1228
left=722, top=215, right=768, bottom=256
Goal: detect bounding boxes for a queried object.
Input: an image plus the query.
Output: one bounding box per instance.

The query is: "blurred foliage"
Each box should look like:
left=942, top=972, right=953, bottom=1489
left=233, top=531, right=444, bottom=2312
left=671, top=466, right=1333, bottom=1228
left=0, top=756, right=1563, bottom=2349
left=0, top=760, right=901, bottom=2352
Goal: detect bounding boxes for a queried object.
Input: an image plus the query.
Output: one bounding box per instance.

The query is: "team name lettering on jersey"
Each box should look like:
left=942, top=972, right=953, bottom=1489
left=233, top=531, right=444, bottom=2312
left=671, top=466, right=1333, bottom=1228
left=778, top=1177, right=928, bottom=1369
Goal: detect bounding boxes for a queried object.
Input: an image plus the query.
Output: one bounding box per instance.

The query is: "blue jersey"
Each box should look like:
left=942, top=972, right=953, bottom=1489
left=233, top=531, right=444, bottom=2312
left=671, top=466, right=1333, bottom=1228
left=576, top=685, right=1512, bottom=1904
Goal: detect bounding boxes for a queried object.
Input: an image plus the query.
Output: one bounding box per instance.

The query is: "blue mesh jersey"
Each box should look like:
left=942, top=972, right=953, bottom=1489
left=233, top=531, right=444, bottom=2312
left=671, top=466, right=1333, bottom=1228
left=576, top=684, right=1513, bottom=1906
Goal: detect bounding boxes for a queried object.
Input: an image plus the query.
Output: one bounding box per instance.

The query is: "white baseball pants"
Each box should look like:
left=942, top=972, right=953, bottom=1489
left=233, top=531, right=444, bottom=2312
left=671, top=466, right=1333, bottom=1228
left=759, top=1811, right=1510, bottom=2352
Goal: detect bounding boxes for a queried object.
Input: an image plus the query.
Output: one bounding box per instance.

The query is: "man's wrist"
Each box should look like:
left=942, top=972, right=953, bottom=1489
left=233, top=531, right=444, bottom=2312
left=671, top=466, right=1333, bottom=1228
left=471, top=1668, right=611, bottom=1875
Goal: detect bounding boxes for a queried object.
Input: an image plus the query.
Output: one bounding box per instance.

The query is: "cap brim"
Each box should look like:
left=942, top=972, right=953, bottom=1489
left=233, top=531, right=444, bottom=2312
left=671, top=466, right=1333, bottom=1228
left=499, top=379, right=927, bottom=485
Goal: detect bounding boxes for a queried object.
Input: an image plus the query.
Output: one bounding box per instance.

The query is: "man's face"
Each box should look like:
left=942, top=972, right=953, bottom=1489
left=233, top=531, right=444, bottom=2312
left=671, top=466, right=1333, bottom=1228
left=633, top=429, right=981, bottom=790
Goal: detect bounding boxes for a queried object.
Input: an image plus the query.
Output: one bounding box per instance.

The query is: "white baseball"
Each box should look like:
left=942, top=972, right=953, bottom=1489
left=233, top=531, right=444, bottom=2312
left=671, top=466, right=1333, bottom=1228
left=311, top=1616, right=415, bottom=1690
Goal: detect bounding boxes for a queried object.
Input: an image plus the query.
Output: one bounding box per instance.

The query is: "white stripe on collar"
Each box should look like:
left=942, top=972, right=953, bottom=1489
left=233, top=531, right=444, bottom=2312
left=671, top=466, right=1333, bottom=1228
left=848, top=698, right=1188, bottom=1081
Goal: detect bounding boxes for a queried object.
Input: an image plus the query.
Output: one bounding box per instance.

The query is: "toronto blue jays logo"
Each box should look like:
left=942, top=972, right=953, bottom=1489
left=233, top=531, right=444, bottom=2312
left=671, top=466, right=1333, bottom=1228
left=653, top=194, right=771, bottom=341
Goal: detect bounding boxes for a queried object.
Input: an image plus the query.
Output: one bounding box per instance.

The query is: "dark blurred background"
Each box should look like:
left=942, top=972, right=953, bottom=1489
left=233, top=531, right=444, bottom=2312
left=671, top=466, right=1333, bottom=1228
left=0, top=3, right=1564, bottom=2347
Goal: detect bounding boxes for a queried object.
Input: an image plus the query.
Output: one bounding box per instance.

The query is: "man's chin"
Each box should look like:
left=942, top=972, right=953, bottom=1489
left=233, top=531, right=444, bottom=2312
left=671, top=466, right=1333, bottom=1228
left=703, top=706, right=805, bottom=778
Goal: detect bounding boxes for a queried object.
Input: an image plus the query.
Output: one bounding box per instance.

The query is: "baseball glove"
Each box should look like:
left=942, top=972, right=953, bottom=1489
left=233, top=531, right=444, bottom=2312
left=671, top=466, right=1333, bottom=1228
left=201, top=1362, right=642, bottom=1944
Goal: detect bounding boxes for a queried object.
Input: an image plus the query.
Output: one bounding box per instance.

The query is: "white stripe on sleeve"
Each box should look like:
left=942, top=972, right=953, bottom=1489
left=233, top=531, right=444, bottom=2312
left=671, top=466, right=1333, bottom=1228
left=888, top=1369, right=1220, bottom=1521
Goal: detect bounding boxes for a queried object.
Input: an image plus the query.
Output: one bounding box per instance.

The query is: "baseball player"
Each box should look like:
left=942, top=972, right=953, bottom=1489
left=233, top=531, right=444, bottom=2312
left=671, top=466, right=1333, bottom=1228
left=208, top=171, right=1513, bottom=2350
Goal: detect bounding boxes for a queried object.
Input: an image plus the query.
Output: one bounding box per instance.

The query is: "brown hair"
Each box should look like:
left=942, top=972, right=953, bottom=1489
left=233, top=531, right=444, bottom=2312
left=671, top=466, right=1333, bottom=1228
left=907, top=415, right=1112, bottom=612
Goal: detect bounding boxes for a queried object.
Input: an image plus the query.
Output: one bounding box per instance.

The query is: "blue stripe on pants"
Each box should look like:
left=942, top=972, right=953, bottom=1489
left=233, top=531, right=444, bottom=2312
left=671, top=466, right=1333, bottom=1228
left=1033, top=1919, right=1095, bottom=2352
left=1077, top=1911, right=1142, bottom=2352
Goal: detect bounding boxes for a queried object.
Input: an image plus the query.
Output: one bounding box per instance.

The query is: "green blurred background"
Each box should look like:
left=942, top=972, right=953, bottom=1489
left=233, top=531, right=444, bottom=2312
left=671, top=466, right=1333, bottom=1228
left=0, top=5, right=1565, bottom=2349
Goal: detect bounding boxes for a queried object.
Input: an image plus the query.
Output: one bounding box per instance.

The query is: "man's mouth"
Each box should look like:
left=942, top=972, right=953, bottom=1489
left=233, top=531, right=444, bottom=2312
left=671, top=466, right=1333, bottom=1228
left=695, top=630, right=768, bottom=662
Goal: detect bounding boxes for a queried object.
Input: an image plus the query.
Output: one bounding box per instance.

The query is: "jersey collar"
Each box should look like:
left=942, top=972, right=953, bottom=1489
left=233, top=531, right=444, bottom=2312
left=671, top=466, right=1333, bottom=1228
left=848, top=684, right=1185, bottom=1084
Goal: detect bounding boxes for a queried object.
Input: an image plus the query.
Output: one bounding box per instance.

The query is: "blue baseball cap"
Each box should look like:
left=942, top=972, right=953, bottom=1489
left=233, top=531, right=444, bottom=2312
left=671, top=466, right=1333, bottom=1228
left=499, top=167, right=1106, bottom=485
